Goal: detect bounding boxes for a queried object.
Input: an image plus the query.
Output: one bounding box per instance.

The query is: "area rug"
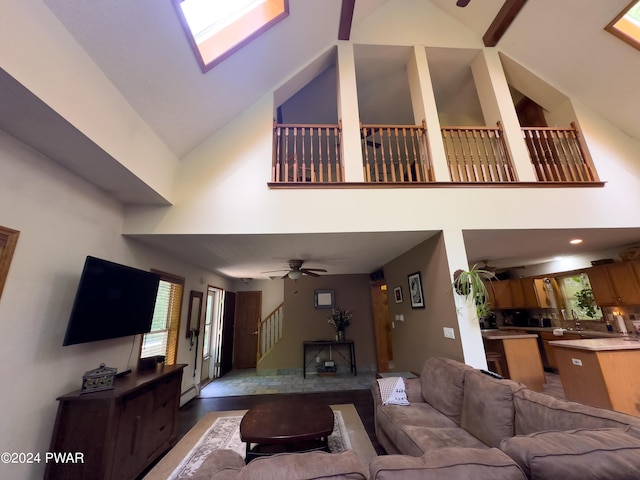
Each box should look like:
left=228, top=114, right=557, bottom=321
left=144, top=404, right=376, bottom=480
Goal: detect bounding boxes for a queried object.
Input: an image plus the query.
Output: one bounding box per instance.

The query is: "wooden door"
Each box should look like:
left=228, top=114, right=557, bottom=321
left=233, top=291, right=261, bottom=369
left=370, top=279, right=392, bottom=372
left=220, top=292, right=236, bottom=376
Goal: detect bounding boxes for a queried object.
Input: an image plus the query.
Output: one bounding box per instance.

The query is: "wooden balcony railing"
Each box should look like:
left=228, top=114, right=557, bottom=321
left=272, top=123, right=344, bottom=183
left=441, top=123, right=516, bottom=182
left=361, top=122, right=433, bottom=182
left=523, top=123, right=597, bottom=182
left=257, top=302, right=283, bottom=362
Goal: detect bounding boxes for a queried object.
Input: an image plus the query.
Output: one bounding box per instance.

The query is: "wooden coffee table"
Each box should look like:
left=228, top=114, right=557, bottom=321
left=239, top=400, right=334, bottom=463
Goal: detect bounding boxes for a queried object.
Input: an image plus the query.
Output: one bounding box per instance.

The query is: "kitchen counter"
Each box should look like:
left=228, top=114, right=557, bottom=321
left=548, top=337, right=640, bottom=416
left=482, top=331, right=538, bottom=340
left=482, top=331, right=545, bottom=391
left=549, top=337, right=640, bottom=351
left=499, top=326, right=623, bottom=339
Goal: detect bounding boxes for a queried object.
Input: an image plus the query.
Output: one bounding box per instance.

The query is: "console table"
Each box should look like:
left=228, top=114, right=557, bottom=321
left=303, top=340, right=356, bottom=378
left=44, top=364, right=185, bottom=480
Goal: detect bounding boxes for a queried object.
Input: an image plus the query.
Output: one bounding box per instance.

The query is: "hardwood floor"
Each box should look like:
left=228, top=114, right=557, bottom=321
left=176, top=389, right=386, bottom=455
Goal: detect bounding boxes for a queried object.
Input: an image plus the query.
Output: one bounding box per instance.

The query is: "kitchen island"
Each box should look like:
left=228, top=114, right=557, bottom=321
left=549, top=337, right=640, bottom=416
left=482, top=330, right=546, bottom=391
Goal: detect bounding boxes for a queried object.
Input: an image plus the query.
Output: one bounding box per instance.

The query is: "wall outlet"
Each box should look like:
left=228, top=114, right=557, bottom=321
left=443, top=327, right=455, bottom=339
left=571, top=358, right=583, bottom=366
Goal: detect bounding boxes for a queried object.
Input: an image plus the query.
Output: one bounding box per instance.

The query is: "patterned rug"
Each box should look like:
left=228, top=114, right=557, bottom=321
left=167, top=411, right=351, bottom=479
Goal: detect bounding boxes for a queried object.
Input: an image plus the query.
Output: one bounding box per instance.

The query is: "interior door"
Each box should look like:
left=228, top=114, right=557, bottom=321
left=370, top=278, right=392, bottom=372
left=233, top=291, right=261, bottom=369
left=220, top=291, right=236, bottom=376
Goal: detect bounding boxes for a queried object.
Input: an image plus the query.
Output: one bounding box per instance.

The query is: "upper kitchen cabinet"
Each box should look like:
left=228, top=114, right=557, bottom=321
left=510, top=278, right=539, bottom=309
left=487, top=277, right=563, bottom=310
left=588, top=262, right=640, bottom=306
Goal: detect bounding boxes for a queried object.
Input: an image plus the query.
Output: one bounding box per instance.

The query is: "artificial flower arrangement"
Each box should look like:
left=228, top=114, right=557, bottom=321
left=327, top=307, right=352, bottom=332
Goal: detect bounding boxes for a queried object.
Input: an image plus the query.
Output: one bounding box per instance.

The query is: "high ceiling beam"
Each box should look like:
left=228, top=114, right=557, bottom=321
left=483, top=0, right=528, bottom=47
left=338, top=0, right=356, bottom=40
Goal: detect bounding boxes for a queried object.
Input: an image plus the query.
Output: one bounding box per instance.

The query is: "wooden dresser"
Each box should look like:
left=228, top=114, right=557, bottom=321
left=44, top=364, right=185, bottom=480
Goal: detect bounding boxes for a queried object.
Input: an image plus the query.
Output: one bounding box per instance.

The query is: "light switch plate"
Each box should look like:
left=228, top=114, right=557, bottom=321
left=443, top=327, right=455, bottom=339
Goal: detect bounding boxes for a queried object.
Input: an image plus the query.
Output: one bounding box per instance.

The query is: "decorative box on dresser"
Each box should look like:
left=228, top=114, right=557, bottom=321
left=44, top=364, right=185, bottom=480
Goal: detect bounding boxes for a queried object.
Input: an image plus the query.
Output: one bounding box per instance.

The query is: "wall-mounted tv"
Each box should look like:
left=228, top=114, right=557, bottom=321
left=63, top=256, right=161, bottom=346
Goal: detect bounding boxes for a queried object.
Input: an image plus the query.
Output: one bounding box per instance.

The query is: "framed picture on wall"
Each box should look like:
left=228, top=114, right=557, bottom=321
left=394, top=286, right=403, bottom=303
left=407, top=271, right=425, bottom=309
left=314, top=289, right=334, bottom=309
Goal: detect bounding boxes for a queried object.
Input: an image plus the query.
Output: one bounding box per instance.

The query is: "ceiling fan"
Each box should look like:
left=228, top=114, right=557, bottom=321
left=264, top=259, right=328, bottom=280
left=478, top=260, right=525, bottom=275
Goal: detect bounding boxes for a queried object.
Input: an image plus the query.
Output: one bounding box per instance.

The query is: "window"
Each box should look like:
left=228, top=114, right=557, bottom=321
left=0, top=226, right=20, bottom=301
left=558, top=273, right=602, bottom=321
left=140, top=271, right=184, bottom=365
left=174, top=0, right=289, bottom=72
left=606, top=1, right=640, bottom=52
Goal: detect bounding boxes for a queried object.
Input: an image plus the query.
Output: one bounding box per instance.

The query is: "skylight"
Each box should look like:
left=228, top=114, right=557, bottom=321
left=606, top=0, right=640, bottom=51
left=174, top=0, right=289, bottom=73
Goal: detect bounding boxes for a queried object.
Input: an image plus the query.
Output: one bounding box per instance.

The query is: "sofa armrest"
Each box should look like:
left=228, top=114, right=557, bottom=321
left=369, top=448, right=526, bottom=480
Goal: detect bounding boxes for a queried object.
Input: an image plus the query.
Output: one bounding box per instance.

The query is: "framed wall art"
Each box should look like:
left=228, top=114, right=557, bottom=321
left=407, top=271, right=425, bottom=309
left=394, top=286, right=403, bottom=303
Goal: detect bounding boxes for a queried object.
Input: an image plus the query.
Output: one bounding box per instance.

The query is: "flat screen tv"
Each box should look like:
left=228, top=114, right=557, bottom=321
left=63, top=256, right=161, bottom=346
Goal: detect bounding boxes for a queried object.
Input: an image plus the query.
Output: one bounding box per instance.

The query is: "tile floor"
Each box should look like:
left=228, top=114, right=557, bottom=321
left=198, top=368, right=565, bottom=399
left=199, top=369, right=377, bottom=397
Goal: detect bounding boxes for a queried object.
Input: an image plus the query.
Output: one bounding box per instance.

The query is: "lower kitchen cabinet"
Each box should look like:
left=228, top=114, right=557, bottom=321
left=44, top=364, right=185, bottom=480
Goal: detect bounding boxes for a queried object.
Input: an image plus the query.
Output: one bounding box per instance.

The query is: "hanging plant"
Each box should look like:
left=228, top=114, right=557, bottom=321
left=452, top=264, right=495, bottom=319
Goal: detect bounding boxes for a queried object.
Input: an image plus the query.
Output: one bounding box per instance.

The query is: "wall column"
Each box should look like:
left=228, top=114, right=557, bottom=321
left=472, top=49, right=536, bottom=181
left=442, top=228, right=487, bottom=369
left=336, top=42, right=365, bottom=182
left=407, top=46, right=450, bottom=182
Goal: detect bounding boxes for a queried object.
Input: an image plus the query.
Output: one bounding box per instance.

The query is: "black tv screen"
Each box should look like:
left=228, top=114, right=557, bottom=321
left=63, top=256, right=161, bottom=346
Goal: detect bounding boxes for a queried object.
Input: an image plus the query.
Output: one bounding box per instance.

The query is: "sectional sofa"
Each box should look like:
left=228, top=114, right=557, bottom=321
left=172, top=357, right=640, bottom=479
left=371, top=356, right=640, bottom=479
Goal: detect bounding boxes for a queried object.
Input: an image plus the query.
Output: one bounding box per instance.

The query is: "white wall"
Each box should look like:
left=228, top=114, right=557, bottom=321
left=0, top=131, right=230, bottom=480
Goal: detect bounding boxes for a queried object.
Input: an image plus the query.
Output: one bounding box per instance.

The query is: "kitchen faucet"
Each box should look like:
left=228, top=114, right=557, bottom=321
left=571, top=310, right=584, bottom=331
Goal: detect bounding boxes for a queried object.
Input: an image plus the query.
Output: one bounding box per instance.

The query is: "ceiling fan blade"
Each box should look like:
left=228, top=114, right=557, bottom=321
left=281, top=272, right=289, bottom=279
left=261, top=268, right=288, bottom=274
left=456, top=0, right=471, bottom=6
left=301, top=268, right=327, bottom=273
left=301, top=270, right=321, bottom=277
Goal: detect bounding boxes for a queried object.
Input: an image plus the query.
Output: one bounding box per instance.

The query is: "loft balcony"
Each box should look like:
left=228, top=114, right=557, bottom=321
left=270, top=121, right=600, bottom=186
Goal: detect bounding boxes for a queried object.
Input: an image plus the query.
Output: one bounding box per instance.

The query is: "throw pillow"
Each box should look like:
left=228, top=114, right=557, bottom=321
left=377, top=377, right=410, bottom=406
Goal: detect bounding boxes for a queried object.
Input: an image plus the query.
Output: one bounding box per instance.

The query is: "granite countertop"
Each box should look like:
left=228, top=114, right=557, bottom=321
left=548, top=337, right=640, bottom=351
left=482, top=330, right=538, bottom=340
left=498, top=326, right=623, bottom=339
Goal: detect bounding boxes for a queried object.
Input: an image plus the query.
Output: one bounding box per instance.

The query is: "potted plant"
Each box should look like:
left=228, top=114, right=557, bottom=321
left=452, top=264, right=495, bottom=319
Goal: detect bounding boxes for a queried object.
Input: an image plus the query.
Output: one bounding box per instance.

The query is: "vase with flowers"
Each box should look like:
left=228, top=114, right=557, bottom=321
left=327, top=307, right=352, bottom=340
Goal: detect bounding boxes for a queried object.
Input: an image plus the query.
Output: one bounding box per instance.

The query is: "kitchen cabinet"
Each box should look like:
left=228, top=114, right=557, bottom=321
left=540, top=331, right=583, bottom=370
left=510, top=278, right=539, bottom=309
left=489, top=280, right=514, bottom=309
left=588, top=262, right=640, bottom=306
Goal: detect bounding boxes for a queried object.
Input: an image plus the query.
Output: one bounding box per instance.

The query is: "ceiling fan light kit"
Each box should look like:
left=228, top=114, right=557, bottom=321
left=287, top=270, right=303, bottom=280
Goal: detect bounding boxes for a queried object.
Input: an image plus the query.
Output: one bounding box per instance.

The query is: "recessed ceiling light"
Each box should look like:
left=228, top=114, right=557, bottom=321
left=569, top=238, right=583, bottom=245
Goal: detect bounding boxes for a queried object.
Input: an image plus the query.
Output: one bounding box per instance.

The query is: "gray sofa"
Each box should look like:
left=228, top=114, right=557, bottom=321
left=371, top=356, right=640, bottom=480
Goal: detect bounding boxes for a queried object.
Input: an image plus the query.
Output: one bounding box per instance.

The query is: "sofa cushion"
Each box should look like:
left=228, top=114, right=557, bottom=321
left=513, top=388, right=640, bottom=435
left=237, top=450, right=368, bottom=480
left=369, top=447, right=527, bottom=480
left=420, top=357, right=473, bottom=425
left=190, top=449, right=246, bottom=480
left=461, top=369, right=520, bottom=448
left=499, top=428, right=640, bottom=480
left=404, top=377, right=423, bottom=404
left=396, top=425, right=488, bottom=456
